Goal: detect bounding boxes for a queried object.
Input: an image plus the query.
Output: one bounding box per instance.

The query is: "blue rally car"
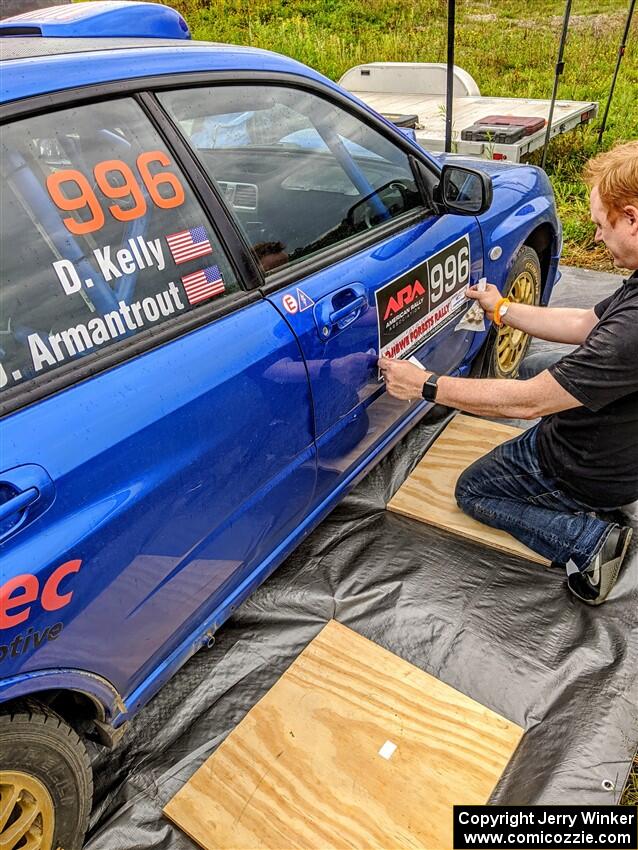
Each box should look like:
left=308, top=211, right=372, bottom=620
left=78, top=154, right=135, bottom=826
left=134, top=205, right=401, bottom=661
left=0, top=3, right=562, bottom=846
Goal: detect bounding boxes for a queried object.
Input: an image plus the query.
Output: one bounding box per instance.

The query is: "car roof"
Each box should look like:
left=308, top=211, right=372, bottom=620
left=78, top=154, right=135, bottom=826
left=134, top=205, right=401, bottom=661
left=0, top=37, right=327, bottom=105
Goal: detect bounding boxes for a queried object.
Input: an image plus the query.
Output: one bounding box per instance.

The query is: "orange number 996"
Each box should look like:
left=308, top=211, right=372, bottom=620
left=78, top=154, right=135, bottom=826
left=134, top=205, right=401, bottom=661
left=46, top=150, right=185, bottom=236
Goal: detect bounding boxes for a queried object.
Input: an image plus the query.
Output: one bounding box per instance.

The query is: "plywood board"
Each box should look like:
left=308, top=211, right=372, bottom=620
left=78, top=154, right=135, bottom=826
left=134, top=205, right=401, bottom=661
left=387, top=414, right=549, bottom=565
left=164, top=619, right=524, bottom=850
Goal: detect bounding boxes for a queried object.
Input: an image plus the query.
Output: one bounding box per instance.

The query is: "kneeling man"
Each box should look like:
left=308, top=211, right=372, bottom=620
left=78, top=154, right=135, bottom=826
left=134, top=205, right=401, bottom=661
left=379, top=141, right=638, bottom=605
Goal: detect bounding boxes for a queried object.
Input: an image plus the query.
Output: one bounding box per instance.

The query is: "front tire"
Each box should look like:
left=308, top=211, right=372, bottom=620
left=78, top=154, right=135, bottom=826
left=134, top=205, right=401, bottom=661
left=488, top=245, right=542, bottom=378
left=0, top=703, right=92, bottom=850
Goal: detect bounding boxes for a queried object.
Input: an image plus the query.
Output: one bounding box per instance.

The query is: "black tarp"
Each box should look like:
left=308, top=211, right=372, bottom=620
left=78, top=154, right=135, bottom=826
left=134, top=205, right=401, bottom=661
left=86, top=267, right=638, bottom=849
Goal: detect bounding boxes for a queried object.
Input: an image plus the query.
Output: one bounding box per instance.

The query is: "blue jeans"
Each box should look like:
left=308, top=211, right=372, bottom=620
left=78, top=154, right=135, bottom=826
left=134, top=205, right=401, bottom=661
left=455, top=348, right=615, bottom=569
left=455, top=424, right=612, bottom=568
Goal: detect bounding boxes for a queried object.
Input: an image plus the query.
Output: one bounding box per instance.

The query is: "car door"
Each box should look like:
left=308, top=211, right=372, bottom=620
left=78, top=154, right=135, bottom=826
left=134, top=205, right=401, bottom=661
left=0, top=95, right=316, bottom=700
left=159, top=81, right=484, bottom=486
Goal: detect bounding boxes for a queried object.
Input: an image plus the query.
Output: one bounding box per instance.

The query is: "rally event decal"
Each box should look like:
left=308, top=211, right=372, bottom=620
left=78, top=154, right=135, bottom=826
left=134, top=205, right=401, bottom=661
left=375, top=235, right=470, bottom=361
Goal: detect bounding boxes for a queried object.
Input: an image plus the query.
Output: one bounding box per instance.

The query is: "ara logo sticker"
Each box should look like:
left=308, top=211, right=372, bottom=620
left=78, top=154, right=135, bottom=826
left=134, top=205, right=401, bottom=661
left=282, top=294, right=299, bottom=314
left=383, top=280, right=426, bottom=321
left=296, top=288, right=315, bottom=311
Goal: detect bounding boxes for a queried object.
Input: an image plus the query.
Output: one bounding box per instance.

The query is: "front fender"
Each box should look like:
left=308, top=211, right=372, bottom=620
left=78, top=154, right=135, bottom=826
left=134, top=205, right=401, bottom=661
left=472, top=164, right=560, bottom=294
left=488, top=194, right=556, bottom=246
left=481, top=195, right=560, bottom=287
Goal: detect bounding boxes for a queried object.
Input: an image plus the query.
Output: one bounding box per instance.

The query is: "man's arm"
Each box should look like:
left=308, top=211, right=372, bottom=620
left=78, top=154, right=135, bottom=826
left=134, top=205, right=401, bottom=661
left=496, top=303, right=599, bottom=344
left=467, top=284, right=599, bottom=344
left=378, top=358, right=582, bottom=419
left=435, top=370, right=582, bottom=419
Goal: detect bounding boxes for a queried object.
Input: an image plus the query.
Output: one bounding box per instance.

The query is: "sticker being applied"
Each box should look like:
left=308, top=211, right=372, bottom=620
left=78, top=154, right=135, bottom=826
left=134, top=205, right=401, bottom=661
left=375, top=235, right=470, bottom=360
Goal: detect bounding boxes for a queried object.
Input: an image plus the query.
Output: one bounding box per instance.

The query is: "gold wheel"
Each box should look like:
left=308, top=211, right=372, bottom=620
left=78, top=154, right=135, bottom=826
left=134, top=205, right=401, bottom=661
left=496, top=268, right=538, bottom=376
left=0, top=772, right=54, bottom=850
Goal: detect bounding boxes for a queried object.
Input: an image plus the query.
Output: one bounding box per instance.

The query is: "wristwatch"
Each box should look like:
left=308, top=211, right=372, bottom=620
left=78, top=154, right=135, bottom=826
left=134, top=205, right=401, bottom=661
left=493, top=297, right=511, bottom=326
left=421, top=373, right=439, bottom=402
left=498, top=300, right=511, bottom=322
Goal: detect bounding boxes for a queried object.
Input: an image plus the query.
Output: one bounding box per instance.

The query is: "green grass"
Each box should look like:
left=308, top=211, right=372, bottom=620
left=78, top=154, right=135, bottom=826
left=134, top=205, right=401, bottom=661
left=161, top=0, right=637, bottom=270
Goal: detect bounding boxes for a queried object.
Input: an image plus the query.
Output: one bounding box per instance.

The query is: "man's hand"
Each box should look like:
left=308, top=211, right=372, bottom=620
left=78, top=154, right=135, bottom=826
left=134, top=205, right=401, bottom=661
left=378, top=357, right=431, bottom=400
left=466, top=282, right=600, bottom=345
left=466, top=281, right=502, bottom=320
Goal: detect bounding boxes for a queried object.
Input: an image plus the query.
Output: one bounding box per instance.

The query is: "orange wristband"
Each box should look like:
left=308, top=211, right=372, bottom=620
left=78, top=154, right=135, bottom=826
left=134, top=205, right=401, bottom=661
left=492, top=297, right=511, bottom=326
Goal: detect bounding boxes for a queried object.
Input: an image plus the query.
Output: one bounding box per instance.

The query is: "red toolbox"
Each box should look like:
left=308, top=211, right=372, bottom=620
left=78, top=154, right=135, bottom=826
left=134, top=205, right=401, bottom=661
left=461, top=123, right=526, bottom=143
left=476, top=115, right=546, bottom=135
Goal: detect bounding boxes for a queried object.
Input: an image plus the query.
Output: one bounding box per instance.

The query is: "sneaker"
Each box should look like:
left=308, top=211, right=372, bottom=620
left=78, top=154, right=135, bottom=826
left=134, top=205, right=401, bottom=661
left=567, top=525, right=633, bottom=606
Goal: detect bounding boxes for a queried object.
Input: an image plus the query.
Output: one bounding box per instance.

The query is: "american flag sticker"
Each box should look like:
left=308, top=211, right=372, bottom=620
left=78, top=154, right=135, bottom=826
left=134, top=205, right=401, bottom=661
left=166, top=225, right=212, bottom=265
left=181, top=265, right=225, bottom=305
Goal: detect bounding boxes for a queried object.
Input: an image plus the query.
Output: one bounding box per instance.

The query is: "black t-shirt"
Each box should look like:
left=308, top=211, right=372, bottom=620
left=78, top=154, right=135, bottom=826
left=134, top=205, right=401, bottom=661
left=536, top=272, right=638, bottom=508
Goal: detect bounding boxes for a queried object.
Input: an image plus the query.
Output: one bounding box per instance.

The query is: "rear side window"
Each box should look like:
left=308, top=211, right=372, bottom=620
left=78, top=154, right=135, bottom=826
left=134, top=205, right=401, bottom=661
left=0, top=98, right=239, bottom=399
left=159, top=85, right=425, bottom=275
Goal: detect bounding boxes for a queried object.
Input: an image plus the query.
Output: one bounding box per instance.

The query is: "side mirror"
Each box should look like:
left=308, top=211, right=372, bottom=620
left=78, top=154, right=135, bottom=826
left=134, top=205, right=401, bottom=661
left=438, top=164, right=493, bottom=215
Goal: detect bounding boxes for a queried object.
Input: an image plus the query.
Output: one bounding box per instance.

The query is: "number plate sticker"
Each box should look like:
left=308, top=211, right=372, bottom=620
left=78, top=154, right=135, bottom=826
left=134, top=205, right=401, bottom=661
left=45, top=150, right=185, bottom=236
left=375, top=234, right=470, bottom=360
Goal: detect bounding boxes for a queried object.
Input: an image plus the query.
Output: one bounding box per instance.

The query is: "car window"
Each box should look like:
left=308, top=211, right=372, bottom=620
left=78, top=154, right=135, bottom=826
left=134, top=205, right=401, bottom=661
left=0, top=98, right=239, bottom=398
left=159, top=85, right=426, bottom=275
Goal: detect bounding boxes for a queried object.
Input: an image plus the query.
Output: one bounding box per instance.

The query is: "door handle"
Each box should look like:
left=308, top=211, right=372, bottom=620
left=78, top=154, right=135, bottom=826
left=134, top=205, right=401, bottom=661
left=314, top=283, right=368, bottom=340
left=329, top=296, right=366, bottom=326
left=0, top=464, right=55, bottom=543
left=0, top=487, right=39, bottom=525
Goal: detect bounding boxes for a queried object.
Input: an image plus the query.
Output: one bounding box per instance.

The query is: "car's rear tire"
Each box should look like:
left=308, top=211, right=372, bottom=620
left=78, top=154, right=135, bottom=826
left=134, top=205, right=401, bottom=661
left=488, top=245, right=542, bottom=378
left=0, top=702, right=92, bottom=850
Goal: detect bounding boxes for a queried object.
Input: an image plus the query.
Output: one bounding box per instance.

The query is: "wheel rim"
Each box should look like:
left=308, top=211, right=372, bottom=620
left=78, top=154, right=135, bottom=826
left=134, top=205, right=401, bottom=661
left=496, top=269, right=537, bottom=376
left=0, top=772, right=54, bottom=850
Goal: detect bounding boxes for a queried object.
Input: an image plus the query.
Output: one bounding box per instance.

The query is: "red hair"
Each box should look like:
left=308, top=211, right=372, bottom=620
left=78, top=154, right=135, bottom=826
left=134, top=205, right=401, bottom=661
left=584, top=140, right=638, bottom=221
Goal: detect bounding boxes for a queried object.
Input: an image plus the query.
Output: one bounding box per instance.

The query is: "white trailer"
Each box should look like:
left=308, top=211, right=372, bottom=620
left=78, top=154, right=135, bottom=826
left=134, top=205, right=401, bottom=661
left=339, top=63, right=598, bottom=163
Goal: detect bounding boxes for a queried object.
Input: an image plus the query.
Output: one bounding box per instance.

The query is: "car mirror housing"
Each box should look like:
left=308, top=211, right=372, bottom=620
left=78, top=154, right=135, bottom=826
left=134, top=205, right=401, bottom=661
left=438, top=164, right=493, bottom=215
